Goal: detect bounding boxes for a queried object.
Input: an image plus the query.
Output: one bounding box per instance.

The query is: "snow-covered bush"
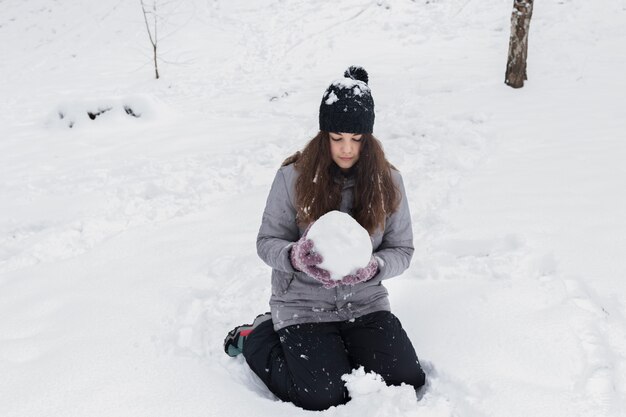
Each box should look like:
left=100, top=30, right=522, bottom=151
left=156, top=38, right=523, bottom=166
left=47, top=95, right=164, bottom=129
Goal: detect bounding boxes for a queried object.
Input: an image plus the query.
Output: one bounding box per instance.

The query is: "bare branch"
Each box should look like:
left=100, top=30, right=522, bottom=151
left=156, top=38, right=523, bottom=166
left=140, top=0, right=156, bottom=47
left=140, top=0, right=159, bottom=78
left=154, top=1, right=158, bottom=47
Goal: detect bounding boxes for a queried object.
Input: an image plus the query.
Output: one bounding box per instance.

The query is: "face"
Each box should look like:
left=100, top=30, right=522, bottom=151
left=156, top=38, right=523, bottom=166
left=329, top=132, right=363, bottom=172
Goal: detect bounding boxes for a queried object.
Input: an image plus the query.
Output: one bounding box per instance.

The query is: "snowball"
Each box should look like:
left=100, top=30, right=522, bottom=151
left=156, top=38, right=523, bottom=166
left=307, top=211, right=372, bottom=280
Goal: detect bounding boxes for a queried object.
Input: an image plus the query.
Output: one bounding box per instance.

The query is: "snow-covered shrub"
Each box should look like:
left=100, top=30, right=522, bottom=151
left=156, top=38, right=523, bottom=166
left=47, top=95, right=164, bottom=129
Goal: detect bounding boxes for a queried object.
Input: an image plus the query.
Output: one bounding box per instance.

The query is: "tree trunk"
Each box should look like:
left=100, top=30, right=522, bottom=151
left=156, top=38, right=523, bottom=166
left=505, top=0, right=534, bottom=88
left=153, top=43, right=159, bottom=79
left=141, top=0, right=160, bottom=80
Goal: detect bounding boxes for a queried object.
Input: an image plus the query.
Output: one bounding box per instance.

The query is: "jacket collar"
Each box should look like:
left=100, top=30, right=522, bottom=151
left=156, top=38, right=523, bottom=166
left=334, top=174, right=355, bottom=189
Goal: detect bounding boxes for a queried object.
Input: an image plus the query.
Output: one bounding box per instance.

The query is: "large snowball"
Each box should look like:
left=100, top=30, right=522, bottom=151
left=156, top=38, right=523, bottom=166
left=307, top=211, right=372, bottom=281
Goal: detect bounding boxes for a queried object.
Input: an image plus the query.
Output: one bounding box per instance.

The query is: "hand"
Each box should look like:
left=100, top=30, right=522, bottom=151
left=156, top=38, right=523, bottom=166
left=290, top=225, right=335, bottom=288
left=290, top=238, right=322, bottom=271
left=339, top=256, right=379, bottom=286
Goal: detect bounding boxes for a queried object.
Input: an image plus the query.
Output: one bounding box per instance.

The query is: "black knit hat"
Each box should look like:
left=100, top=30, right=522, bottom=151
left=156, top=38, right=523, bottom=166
left=319, top=66, right=375, bottom=134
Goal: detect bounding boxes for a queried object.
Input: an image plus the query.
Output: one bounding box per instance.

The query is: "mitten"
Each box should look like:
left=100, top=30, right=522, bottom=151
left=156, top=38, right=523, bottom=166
left=290, top=227, right=335, bottom=288
left=339, top=256, right=379, bottom=286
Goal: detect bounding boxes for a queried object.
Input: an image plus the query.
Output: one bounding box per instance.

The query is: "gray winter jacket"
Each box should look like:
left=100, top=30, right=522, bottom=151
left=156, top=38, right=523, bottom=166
left=257, top=163, right=414, bottom=331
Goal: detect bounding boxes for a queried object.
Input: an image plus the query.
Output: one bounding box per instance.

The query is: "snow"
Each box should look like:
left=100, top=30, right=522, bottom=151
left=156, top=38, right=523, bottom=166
left=325, top=90, right=339, bottom=105
left=1, top=0, right=626, bottom=417
left=330, top=77, right=370, bottom=92
left=46, top=95, right=166, bottom=129
left=306, top=210, right=373, bottom=280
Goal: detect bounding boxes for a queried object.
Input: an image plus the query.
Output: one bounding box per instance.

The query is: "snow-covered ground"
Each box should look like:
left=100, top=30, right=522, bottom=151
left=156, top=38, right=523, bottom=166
left=1, top=1, right=626, bottom=416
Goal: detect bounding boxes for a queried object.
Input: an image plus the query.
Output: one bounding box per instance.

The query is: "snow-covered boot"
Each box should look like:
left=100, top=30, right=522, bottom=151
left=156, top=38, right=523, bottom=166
left=223, top=312, right=272, bottom=357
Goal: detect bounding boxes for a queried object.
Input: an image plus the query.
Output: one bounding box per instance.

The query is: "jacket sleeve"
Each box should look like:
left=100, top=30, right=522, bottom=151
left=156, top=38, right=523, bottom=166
left=374, top=172, right=414, bottom=280
left=256, top=168, right=300, bottom=273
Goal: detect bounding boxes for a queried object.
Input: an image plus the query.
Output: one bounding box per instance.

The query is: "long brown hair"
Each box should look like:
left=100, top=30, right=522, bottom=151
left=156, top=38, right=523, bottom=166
left=282, top=131, right=400, bottom=234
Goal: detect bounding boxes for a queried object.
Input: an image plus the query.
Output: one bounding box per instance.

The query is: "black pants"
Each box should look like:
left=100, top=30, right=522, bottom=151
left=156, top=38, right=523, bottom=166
left=243, top=310, right=426, bottom=411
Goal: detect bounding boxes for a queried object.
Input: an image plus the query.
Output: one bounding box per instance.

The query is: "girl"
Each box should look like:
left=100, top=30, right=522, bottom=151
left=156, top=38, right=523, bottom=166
left=223, top=66, right=426, bottom=411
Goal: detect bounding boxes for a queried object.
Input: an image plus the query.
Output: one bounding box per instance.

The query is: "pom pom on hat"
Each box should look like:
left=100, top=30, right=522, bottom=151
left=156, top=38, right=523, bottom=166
left=319, top=66, right=375, bottom=134
left=344, top=66, right=369, bottom=85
